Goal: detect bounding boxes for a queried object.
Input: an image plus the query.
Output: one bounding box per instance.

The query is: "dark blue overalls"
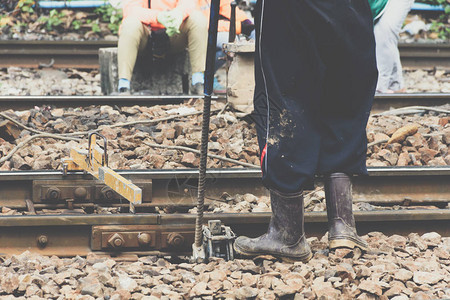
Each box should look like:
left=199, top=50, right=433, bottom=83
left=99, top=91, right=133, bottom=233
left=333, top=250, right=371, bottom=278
left=252, top=0, right=378, bottom=193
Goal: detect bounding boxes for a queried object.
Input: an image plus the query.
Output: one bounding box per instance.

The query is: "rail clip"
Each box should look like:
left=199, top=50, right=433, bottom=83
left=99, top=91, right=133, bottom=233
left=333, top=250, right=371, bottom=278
left=202, top=220, right=236, bottom=261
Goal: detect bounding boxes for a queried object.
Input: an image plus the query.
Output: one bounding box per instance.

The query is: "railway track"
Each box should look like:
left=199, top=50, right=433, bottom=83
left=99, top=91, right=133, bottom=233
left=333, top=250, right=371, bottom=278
left=0, top=40, right=449, bottom=69
left=0, top=167, right=448, bottom=256
left=0, top=93, right=448, bottom=112
left=0, top=40, right=116, bottom=69
left=0, top=95, right=202, bottom=111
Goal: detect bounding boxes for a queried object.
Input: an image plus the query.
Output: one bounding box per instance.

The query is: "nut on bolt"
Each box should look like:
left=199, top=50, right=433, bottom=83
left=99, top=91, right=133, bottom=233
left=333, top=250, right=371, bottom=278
left=167, top=233, right=184, bottom=247
left=37, top=235, right=48, bottom=248
left=108, top=233, right=125, bottom=249
left=101, top=187, right=115, bottom=201
left=74, top=187, right=87, bottom=200
left=46, top=187, right=61, bottom=201
left=137, top=233, right=151, bottom=246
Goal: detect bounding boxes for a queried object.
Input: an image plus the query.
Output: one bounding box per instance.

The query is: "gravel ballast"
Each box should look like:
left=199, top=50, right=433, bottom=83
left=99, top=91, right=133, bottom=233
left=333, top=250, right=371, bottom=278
left=0, top=232, right=448, bottom=299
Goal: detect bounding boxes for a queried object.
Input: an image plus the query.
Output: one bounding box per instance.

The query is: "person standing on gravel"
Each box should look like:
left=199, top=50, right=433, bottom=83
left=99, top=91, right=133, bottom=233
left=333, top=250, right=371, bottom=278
left=369, top=0, right=415, bottom=93
left=117, top=0, right=208, bottom=95
left=234, top=0, right=378, bottom=262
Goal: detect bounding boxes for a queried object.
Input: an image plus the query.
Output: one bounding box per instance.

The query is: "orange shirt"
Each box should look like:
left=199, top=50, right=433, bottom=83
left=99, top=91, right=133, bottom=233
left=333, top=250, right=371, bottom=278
left=196, top=0, right=249, bottom=34
left=122, top=0, right=195, bottom=30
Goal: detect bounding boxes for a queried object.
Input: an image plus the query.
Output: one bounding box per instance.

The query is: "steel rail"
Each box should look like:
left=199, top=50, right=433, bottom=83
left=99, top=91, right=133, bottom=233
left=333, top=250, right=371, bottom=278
left=0, top=41, right=448, bottom=69
left=2, top=166, right=449, bottom=178
left=0, top=40, right=117, bottom=69
left=398, top=42, right=450, bottom=68
left=0, top=167, right=449, bottom=256
left=0, top=93, right=447, bottom=112
left=371, top=93, right=450, bottom=113
left=0, top=210, right=448, bottom=256
left=0, top=95, right=204, bottom=110
left=0, top=167, right=449, bottom=208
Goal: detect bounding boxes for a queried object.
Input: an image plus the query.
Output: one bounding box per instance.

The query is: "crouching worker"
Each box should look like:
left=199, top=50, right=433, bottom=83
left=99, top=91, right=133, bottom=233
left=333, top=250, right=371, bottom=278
left=197, top=0, right=255, bottom=94
left=234, top=0, right=378, bottom=262
left=117, top=0, right=208, bottom=94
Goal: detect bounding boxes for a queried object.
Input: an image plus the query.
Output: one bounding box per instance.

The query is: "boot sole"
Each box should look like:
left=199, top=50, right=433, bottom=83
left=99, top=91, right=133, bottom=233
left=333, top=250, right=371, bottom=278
left=329, top=238, right=368, bottom=251
left=233, top=244, right=313, bottom=263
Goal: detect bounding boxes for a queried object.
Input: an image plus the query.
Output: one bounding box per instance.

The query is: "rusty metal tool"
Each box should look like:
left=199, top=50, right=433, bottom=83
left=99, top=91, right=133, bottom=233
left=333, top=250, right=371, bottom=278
left=193, top=0, right=224, bottom=261
left=62, top=132, right=142, bottom=213
left=228, top=1, right=237, bottom=43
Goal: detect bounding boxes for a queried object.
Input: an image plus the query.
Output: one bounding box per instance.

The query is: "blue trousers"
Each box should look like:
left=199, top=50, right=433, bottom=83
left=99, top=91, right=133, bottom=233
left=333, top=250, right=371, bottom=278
left=252, top=0, right=378, bottom=193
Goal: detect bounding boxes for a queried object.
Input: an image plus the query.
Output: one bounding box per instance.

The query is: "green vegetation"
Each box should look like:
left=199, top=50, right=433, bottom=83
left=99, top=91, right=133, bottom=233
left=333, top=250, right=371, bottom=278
left=34, top=4, right=122, bottom=35
left=94, top=4, right=122, bottom=34
left=18, top=0, right=34, bottom=13
left=417, top=0, right=450, bottom=39
left=38, top=9, right=64, bottom=31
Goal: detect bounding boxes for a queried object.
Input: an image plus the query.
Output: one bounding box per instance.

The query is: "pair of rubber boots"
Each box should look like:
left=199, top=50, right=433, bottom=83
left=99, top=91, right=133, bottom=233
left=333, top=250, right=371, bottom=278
left=234, top=173, right=368, bottom=262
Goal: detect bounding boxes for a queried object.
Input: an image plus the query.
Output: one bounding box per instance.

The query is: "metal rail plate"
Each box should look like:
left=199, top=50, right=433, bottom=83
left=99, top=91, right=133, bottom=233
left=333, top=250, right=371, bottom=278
left=1, top=167, right=449, bottom=209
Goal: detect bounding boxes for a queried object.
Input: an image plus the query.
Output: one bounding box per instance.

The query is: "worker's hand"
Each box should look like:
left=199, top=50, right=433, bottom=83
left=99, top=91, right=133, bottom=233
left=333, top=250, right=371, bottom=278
left=241, top=19, right=255, bottom=39
left=157, top=8, right=183, bottom=37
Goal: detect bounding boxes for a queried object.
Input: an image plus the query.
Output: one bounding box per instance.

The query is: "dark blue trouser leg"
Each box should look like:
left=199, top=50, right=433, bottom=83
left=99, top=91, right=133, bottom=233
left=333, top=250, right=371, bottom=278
left=253, top=0, right=377, bottom=193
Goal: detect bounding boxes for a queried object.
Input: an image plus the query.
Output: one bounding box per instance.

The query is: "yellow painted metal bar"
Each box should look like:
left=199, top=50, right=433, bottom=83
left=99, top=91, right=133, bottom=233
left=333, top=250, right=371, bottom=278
left=99, top=167, right=142, bottom=205
left=64, top=140, right=142, bottom=213
left=69, top=148, right=89, bottom=171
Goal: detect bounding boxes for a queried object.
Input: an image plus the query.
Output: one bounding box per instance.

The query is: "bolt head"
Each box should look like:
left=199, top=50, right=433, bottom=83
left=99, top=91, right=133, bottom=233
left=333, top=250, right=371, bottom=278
left=167, top=233, right=184, bottom=247
left=46, top=187, right=61, bottom=201
left=74, top=187, right=87, bottom=200
left=137, top=233, right=151, bottom=246
left=107, top=233, right=125, bottom=249
left=37, top=235, right=48, bottom=248
left=101, top=187, right=115, bottom=200
left=113, top=238, right=123, bottom=247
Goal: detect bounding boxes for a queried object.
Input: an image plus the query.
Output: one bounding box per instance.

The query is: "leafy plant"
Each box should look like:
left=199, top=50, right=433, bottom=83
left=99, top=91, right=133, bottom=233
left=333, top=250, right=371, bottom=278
left=94, top=4, right=122, bottom=35
left=18, top=0, right=34, bottom=13
left=430, top=19, right=450, bottom=39
left=416, top=0, right=450, bottom=39
left=91, top=21, right=100, bottom=33
left=39, top=9, right=64, bottom=31
left=71, top=19, right=81, bottom=30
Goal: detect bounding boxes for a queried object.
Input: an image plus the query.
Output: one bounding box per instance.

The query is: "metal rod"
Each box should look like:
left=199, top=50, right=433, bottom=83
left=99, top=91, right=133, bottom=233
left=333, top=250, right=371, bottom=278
left=229, top=1, right=237, bottom=43
left=194, top=0, right=221, bottom=249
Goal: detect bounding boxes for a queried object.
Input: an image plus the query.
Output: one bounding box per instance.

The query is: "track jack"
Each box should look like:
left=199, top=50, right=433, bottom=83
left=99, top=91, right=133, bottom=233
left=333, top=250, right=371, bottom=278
left=62, top=132, right=142, bottom=213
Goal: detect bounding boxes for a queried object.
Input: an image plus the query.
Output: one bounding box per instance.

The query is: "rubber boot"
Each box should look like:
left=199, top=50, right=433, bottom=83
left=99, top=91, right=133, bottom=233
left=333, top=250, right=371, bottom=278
left=325, top=173, right=368, bottom=251
left=234, top=189, right=312, bottom=262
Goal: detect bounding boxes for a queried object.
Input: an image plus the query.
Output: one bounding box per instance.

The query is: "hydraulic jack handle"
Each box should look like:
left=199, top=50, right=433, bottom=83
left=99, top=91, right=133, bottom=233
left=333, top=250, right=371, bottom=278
left=193, top=0, right=222, bottom=261
left=88, top=132, right=108, bottom=168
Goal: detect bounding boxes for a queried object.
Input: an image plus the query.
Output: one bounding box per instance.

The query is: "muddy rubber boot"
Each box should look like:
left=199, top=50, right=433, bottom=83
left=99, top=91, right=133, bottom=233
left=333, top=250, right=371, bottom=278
left=234, top=189, right=312, bottom=262
left=325, top=173, right=368, bottom=251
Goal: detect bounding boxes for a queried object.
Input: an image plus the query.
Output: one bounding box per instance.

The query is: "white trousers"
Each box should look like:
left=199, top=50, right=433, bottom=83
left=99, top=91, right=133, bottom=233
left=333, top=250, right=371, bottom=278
left=374, top=0, right=414, bottom=92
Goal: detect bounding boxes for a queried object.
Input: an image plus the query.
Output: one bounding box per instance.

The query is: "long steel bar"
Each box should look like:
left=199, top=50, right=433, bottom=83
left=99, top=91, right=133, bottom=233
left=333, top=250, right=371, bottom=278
left=0, top=210, right=448, bottom=256
left=0, top=167, right=449, bottom=209
left=0, top=40, right=117, bottom=68
left=0, top=94, right=446, bottom=111
left=399, top=42, right=450, bottom=68
left=0, top=95, right=203, bottom=110
left=0, top=41, right=448, bottom=69
left=0, top=210, right=448, bottom=226
left=1, top=166, right=449, bottom=179
left=194, top=0, right=221, bottom=253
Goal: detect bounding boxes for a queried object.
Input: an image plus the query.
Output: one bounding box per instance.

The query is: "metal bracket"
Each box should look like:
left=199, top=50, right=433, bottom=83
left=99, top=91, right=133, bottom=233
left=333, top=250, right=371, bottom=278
left=61, top=132, right=142, bottom=213
left=203, top=220, right=236, bottom=261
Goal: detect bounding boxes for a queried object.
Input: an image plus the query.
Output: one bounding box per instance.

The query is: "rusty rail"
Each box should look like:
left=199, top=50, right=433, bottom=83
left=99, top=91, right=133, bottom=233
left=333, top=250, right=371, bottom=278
left=399, top=42, right=450, bottom=69
left=0, top=167, right=449, bottom=256
left=1, top=167, right=449, bottom=209
left=0, top=210, right=448, bottom=256
left=0, top=40, right=117, bottom=69
left=0, top=95, right=203, bottom=111
left=0, top=93, right=447, bottom=112
left=0, top=40, right=448, bottom=69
